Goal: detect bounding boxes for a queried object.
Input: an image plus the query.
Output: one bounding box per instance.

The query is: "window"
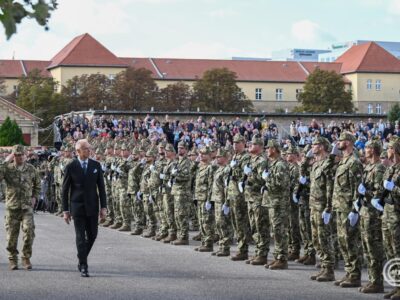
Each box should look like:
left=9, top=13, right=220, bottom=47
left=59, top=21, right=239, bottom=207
left=367, top=103, right=373, bottom=114
left=275, top=88, right=283, bottom=101
left=109, top=74, right=116, bottom=80
left=376, top=80, right=381, bottom=91
left=296, top=89, right=302, bottom=100
left=255, top=88, right=262, bottom=100
left=367, top=79, right=372, bottom=90
left=376, top=103, right=382, bottom=114
left=13, top=85, right=18, bottom=97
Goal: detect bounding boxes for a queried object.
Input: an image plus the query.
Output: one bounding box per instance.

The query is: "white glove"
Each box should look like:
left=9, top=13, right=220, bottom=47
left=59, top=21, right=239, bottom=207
left=195, top=156, right=200, bottom=162
left=140, top=158, right=146, bottom=165
left=167, top=180, right=172, bottom=188
left=262, top=170, right=269, bottom=180
left=150, top=165, right=155, bottom=172
left=222, top=203, right=230, bottom=215
left=243, top=165, right=252, bottom=175
left=230, top=160, right=237, bottom=168
left=371, top=198, right=384, bottom=212
left=347, top=211, right=359, bottom=227
left=384, top=180, right=395, bottom=191
left=292, top=193, right=299, bottom=204
left=353, top=200, right=361, bottom=212
left=116, top=167, right=122, bottom=174
left=149, top=195, right=154, bottom=204
left=159, top=173, right=165, bottom=180
left=322, top=211, right=331, bottom=225
left=205, top=201, right=212, bottom=211
left=357, top=183, right=366, bottom=195
left=299, top=176, right=307, bottom=185
left=224, top=179, right=229, bottom=187
left=331, top=143, right=341, bottom=156
left=111, top=164, right=115, bottom=171
left=101, top=164, right=106, bottom=172
left=136, top=191, right=142, bottom=201
left=306, top=150, right=314, bottom=158
left=238, top=182, right=244, bottom=193
left=171, top=168, right=178, bottom=176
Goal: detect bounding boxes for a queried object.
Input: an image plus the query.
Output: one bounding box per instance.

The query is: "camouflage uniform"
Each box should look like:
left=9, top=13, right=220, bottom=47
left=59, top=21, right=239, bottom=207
left=245, top=136, right=270, bottom=263
left=110, top=144, right=123, bottom=228
left=102, top=142, right=115, bottom=226
left=228, top=134, right=251, bottom=259
left=154, top=148, right=168, bottom=239
left=263, top=139, right=290, bottom=266
left=211, top=149, right=233, bottom=255
left=333, top=133, right=363, bottom=284
left=0, top=145, right=40, bottom=268
left=189, top=151, right=200, bottom=231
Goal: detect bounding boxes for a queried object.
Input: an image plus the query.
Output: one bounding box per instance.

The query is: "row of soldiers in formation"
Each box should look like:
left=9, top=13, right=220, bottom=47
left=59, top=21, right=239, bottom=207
left=47, top=133, right=400, bottom=299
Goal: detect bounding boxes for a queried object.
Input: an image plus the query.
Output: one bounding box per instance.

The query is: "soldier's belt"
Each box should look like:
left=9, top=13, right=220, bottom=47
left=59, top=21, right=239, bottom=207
left=384, top=198, right=395, bottom=205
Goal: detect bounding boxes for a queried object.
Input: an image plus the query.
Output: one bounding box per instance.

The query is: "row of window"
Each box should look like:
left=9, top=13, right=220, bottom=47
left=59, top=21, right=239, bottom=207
left=254, top=88, right=302, bottom=101
left=367, top=103, right=382, bottom=114
left=367, top=79, right=381, bottom=91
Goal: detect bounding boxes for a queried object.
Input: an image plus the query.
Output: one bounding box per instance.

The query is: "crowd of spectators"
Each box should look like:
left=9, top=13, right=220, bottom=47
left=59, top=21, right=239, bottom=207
left=54, top=114, right=399, bottom=151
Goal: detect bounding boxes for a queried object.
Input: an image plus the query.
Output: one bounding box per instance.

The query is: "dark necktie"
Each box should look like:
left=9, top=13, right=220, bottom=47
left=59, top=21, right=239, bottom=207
left=82, top=161, right=87, bottom=174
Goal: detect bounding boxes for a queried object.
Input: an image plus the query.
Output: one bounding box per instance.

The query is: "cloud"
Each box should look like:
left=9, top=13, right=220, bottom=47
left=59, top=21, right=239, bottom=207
left=291, top=19, right=335, bottom=45
left=208, top=8, right=238, bottom=18
left=388, top=0, right=400, bottom=15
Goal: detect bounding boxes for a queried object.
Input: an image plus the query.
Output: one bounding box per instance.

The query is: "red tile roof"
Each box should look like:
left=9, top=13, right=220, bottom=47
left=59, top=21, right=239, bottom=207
left=48, top=33, right=128, bottom=69
left=22, top=60, right=52, bottom=77
left=299, top=62, right=343, bottom=74
left=0, top=96, right=41, bottom=121
left=151, top=58, right=308, bottom=82
left=118, top=57, right=159, bottom=77
left=336, top=42, right=400, bottom=74
left=0, top=60, right=23, bottom=78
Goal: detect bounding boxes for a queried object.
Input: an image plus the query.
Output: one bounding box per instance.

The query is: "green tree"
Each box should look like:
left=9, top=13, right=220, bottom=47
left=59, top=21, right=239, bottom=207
left=388, top=103, right=400, bottom=123
left=0, top=0, right=57, bottom=39
left=111, top=67, right=157, bottom=110
left=0, top=77, right=5, bottom=94
left=157, top=82, right=193, bottom=111
left=298, top=68, right=353, bottom=113
left=62, top=74, right=113, bottom=111
left=0, top=116, right=25, bottom=146
left=16, top=68, right=67, bottom=126
left=192, top=68, right=253, bottom=112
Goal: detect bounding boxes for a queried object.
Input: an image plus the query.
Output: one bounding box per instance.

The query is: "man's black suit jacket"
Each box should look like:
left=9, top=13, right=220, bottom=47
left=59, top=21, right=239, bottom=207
left=62, top=158, right=107, bottom=217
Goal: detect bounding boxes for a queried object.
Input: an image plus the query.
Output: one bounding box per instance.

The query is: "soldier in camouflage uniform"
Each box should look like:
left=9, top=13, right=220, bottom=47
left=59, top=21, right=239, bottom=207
left=355, top=139, right=385, bottom=293
left=188, top=149, right=200, bottom=236
left=286, top=146, right=301, bottom=261
left=211, top=148, right=233, bottom=256
left=110, top=143, right=123, bottom=229
left=193, top=147, right=215, bottom=252
left=102, top=142, right=115, bottom=227
left=0, top=145, right=40, bottom=270
left=301, top=137, right=336, bottom=282
left=229, top=134, right=251, bottom=261
left=374, top=136, right=400, bottom=299
left=52, top=146, right=64, bottom=216
left=170, top=141, right=192, bottom=245
left=127, top=147, right=146, bottom=235
left=333, top=132, right=363, bottom=288
left=139, top=148, right=158, bottom=238
left=159, top=144, right=178, bottom=243
left=263, top=139, right=290, bottom=270
left=244, top=136, right=270, bottom=266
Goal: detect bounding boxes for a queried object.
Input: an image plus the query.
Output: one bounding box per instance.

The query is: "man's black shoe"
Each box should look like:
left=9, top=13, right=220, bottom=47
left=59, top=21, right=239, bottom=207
left=78, top=263, right=82, bottom=272
left=80, top=265, right=89, bottom=277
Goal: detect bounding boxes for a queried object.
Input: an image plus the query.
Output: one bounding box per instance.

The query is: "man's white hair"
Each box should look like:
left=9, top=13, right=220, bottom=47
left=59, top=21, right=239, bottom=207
left=75, top=139, right=90, bottom=150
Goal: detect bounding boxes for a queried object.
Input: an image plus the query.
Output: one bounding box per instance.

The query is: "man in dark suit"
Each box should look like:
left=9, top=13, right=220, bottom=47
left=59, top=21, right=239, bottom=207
left=62, top=139, right=107, bottom=277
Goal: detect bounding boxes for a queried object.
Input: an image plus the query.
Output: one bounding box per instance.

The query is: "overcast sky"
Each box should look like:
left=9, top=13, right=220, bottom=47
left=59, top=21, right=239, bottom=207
left=0, top=0, right=400, bottom=60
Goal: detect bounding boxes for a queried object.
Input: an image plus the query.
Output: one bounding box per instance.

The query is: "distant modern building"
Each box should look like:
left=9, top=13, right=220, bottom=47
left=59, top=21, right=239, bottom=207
left=319, top=40, right=400, bottom=62
left=271, top=48, right=331, bottom=61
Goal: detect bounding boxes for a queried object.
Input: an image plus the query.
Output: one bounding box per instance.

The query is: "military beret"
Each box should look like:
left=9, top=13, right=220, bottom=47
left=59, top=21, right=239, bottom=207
left=114, top=143, right=121, bottom=150
left=95, top=148, right=104, bottom=155
left=312, top=137, right=331, bottom=149
left=388, top=136, right=400, bottom=154
left=286, top=146, right=299, bottom=155
left=145, top=148, right=157, bottom=157
left=266, top=139, right=280, bottom=150
left=233, top=134, right=245, bottom=143
left=188, top=149, right=197, bottom=156
left=250, top=136, right=264, bottom=146
left=165, top=144, right=176, bottom=153
left=120, top=143, right=128, bottom=151
left=106, top=141, right=114, bottom=149
left=216, top=148, right=229, bottom=158
left=158, top=142, right=166, bottom=149
left=380, top=150, right=387, bottom=159
left=338, top=132, right=356, bottom=143
left=365, top=139, right=382, bottom=153
left=199, top=147, right=211, bottom=155
left=177, top=141, right=188, bottom=149
left=12, top=144, right=25, bottom=155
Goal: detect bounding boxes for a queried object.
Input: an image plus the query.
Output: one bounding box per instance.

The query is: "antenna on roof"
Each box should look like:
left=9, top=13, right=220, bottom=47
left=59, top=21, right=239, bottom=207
left=12, top=51, right=15, bottom=60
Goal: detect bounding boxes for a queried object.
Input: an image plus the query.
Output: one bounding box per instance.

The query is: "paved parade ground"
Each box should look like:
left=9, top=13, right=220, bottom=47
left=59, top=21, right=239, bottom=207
left=0, top=203, right=389, bottom=300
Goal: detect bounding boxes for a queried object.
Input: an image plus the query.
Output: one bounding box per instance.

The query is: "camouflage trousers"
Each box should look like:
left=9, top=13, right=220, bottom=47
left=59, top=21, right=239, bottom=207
left=310, top=208, right=335, bottom=268
left=288, top=200, right=301, bottom=255
left=118, top=187, right=132, bottom=227
left=55, top=184, right=62, bottom=213
left=162, top=193, right=176, bottom=235
left=5, top=208, right=35, bottom=261
left=112, top=182, right=122, bottom=224
left=156, top=193, right=169, bottom=236
left=230, top=195, right=250, bottom=255
left=173, top=192, right=190, bottom=240
left=143, top=193, right=157, bottom=233
left=131, top=195, right=145, bottom=231
left=190, top=200, right=199, bottom=230
left=336, top=210, right=362, bottom=279
left=269, top=205, right=289, bottom=261
left=105, top=180, right=114, bottom=221
left=299, top=198, right=315, bottom=256
left=214, top=202, right=233, bottom=252
left=360, top=206, right=384, bottom=285
left=248, top=203, right=270, bottom=257
left=198, top=200, right=215, bottom=247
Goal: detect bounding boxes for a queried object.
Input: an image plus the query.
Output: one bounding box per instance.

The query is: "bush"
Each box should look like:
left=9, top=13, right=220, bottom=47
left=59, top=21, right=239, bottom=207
left=0, top=116, right=25, bottom=146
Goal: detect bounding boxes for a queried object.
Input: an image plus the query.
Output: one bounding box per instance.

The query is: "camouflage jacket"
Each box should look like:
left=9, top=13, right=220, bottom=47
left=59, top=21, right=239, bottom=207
left=160, top=159, right=176, bottom=194
left=262, top=157, right=290, bottom=208
left=379, top=163, right=400, bottom=213
left=171, top=156, right=192, bottom=196
left=288, top=162, right=300, bottom=195
left=210, top=165, right=230, bottom=204
left=244, top=153, right=268, bottom=204
left=332, top=154, right=363, bottom=212
left=359, top=161, right=385, bottom=214
left=309, top=156, right=335, bottom=211
left=194, top=163, right=214, bottom=202
left=227, top=151, right=251, bottom=201
left=115, top=157, right=132, bottom=188
left=0, top=161, right=41, bottom=210
left=127, top=160, right=144, bottom=195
